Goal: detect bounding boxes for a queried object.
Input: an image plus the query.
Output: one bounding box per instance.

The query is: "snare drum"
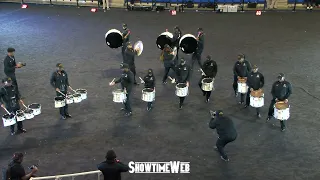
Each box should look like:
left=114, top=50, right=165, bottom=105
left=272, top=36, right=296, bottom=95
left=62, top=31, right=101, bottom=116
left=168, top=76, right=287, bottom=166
left=55, top=96, right=66, bottom=108
left=16, top=110, right=26, bottom=122
left=249, top=89, right=264, bottom=108
left=112, top=89, right=126, bottom=103
left=175, top=83, right=188, bottom=97
left=274, top=101, right=290, bottom=120
left=2, top=114, right=16, bottom=127
left=28, top=103, right=41, bottom=116
left=237, top=78, right=248, bottom=94
left=73, top=93, right=82, bottom=103
left=24, top=109, right=34, bottom=120
left=76, top=89, right=87, bottom=100
left=141, top=88, right=155, bottom=102
left=201, top=78, right=214, bottom=91
left=66, top=95, right=74, bottom=104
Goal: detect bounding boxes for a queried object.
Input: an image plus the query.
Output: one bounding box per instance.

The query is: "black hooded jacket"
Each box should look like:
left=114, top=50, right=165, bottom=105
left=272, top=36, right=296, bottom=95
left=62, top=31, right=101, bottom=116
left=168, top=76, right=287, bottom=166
left=202, top=59, right=218, bottom=78
left=209, top=113, right=237, bottom=139
left=97, top=159, right=129, bottom=180
left=143, top=69, right=155, bottom=89
left=175, top=63, right=190, bottom=83
left=233, top=60, right=252, bottom=78
left=172, top=29, right=182, bottom=47
left=123, top=48, right=138, bottom=68
left=271, top=80, right=292, bottom=100
left=247, top=71, right=264, bottom=90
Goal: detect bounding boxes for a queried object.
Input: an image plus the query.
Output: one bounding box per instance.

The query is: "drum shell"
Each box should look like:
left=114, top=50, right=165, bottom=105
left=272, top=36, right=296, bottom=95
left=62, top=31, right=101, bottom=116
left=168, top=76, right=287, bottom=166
left=73, top=93, right=82, bottom=103
left=16, top=110, right=26, bottom=122
left=105, top=29, right=123, bottom=48
left=237, top=82, right=248, bottom=93
left=179, top=34, right=198, bottom=54
left=201, top=78, right=214, bottom=91
left=249, top=94, right=264, bottom=108
left=66, top=96, right=74, bottom=104
left=28, top=103, right=41, bottom=116
left=134, top=41, right=143, bottom=56
left=113, top=90, right=127, bottom=103
left=175, top=83, right=189, bottom=97
left=55, top=96, right=66, bottom=108
left=2, top=114, right=16, bottom=127
left=24, top=109, right=34, bottom=120
left=141, top=88, right=155, bottom=102
left=274, top=104, right=290, bottom=120
left=156, top=32, right=173, bottom=50
left=76, top=89, right=87, bottom=100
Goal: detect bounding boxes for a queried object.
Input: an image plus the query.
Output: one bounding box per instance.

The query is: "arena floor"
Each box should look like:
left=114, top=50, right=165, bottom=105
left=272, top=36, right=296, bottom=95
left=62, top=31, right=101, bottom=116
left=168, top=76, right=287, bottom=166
left=1, top=3, right=320, bottom=180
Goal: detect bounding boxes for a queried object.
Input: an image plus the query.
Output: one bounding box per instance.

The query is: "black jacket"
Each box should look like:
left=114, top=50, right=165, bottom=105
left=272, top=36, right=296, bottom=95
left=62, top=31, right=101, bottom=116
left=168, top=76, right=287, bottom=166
left=197, top=33, right=204, bottom=51
left=115, top=70, right=134, bottom=93
left=172, top=30, right=182, bottom=47
left=122, top=29, right=130, bottom=44
left=247, top=72, right=264, bottom=90
left=50, top=70, right=70, bottom=92
left=143, top=75, right=155, bottom=89
left=4, top=55, right=17, bottom=75
left=175, top=64, right=190, bottom=83
left=7, top=161, right=26, bottom=180
left=271, top=80, right=292, bottom=100
left=233, top=60, right=252, bottom=78
left=209, top=115, right=237, bottom=139
left=201, top=59, right=217, bottom=78
left=123, top=48, right=137, bottom=67
left=97, top=160, right=129, bottom=180
left=0, top=85, right=20, bottom=110
left=163, top=50, right=174, bottom=68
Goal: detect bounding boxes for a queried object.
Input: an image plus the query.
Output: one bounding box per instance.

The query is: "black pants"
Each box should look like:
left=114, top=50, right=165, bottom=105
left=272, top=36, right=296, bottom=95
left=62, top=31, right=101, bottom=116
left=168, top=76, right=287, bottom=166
left=57, top=92, right=69, bottom=117
left=198, top=78, right=211, bottom=100
left=246, top=89, right=260, bottom=114
left=147, top=102, right=152, bottom=109
left=162, top=66, right=174, bottom=82
left=216, top=136, right=237, bottom=159
left=8, top=106, right=23, bottom=133
left=268, top=98, right=286, bottom=129
left=129, top=66, right=137, bottom=83
left=124, top=92, right=132, bottom=112
left=191, top=50, right=202, bottom=69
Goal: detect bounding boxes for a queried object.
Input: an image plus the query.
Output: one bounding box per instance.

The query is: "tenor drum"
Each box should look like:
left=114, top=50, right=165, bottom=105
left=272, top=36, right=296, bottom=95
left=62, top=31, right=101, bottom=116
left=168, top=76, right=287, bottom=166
left=179, top=34, right=198, bottom=54
left=2, top=114, right=16, bottom=127
left=113, top=89, right=126, bottom=103
left=73, top=93, right=82, bottom=103
left=274, top=102, right=290, bottom=120
left=175, top=83, right=188, bottom=97
left=141, top=88, right=155, bottom=102
left=55, top=96, right=66, bottom=108
left=24, top=109, right=34, bottom=120
left=28, top=103, right=41, bottom=116
left=134, top=41, right=143, bottom=56
left=201, top=78, right=214, bottom=91
left=250, top=89, right=264, bottom=108
left=16, top=110, right=26, bottom=122
left=237, top=78, right=248, bottom=94
left=66, top=94, right=74, bottom=104
left=105, top=29, right=123, bottom=48
left=76, top=89, right=87, bottom=100
left=156, top=32, right=173, bottom=50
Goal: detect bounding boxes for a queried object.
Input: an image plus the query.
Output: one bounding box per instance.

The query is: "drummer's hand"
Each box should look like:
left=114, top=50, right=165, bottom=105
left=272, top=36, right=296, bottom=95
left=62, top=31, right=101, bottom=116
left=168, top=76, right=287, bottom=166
left=250, top=88, right=253, bottom=91
left=201, top=73, right=205, bottom=76
left=1, top=104, right=4, bottom=108
left=237, top=76, right=240, bottom=79
left=109, top=82, right=115, bottom=86
left=16, top=63, right=23, bottom=68
left=124, top=89, right=127, bottom=94
left=186, top=81, right=190, bottom=87
left=275, top=98, right=278, bottom=102
left=55, top=88, right=60, bottom=92
left=171, top=79, right=176, bottom=83
left=284, top=99, right=288, bottom=103
left=141, top=80, right=145, bottom=84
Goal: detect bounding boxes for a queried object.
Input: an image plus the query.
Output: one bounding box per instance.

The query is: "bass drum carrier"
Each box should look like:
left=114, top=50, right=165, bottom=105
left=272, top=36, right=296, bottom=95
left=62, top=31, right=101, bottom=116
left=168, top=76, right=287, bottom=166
left=179, top=34, right=198, bottom=54
left=105, top=29, right=123, bottom=49
left=156, top=32, right=173, bottom=50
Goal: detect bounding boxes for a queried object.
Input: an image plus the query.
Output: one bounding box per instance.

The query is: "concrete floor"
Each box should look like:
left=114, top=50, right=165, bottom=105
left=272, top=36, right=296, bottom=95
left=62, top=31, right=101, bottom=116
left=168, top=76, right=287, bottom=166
left=0, top=3, right=320, bottom=180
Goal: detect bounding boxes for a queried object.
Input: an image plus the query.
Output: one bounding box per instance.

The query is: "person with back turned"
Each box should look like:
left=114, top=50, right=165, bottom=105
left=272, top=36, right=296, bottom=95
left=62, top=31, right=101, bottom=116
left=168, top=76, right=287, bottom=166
left=168, top=26, right=182, bottom=63
left=266, top=73, right=292, bottom=132
left=233, top=54, right=252, bottom=104
left=191, top=28, right=204, bottom=70
left=141, top=69, right=155, bottom=111
left=174, top=58, right=191, bottom=109
left=209, top=110, right=237, bottom=162
left=121, top=23, right=131, bottom=58
left=5, top=152, right=38, bottom=180
left=123, top=42, right=140, bottom=85
left=50, top=63, right=72, bottom=120
left=161, top=44, right=175, bottom=84
left=198, top=55, right=217, bottom=103
left=0, top=77, right=27, bottom=135
left=109, top=63, right=134, bottom=117
left=245, top=65, right=265, bottom=118
left=3, top=48, right=25, bottom=97
left=97, top=150, right=129, bottom=180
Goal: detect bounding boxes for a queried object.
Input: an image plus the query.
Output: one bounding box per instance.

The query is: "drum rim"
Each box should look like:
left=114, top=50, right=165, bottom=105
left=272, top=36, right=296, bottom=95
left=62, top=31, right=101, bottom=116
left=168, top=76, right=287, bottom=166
left=160, top=32, right=173, bottom=39
left=142, top=88, right=154, bottom=92
left=76, top=89, right=87, bottom=92
left=55, top=96, right=65, bottom=100
left=105, top=29, right=123, bottom=39
left=179, top=34, right=197, bottom=45
left=176, top=83, right=187, bottom=88
left=134, top=41, right=143, bottom=56
left=3, top=114, right=14, bottom=118
left=202, top=78, right=213, bottom=83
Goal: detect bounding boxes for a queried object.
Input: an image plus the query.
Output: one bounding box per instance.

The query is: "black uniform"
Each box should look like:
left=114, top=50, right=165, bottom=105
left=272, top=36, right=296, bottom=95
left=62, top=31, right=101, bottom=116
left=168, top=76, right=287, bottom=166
left=192, top=32, right=204, bottom=69
left=4, top=55, right=20, bottom=94
left=0, top=85, right=24, bottom=134
left=115, top=69, right=134, bottom=114
left=143, top=69, right=155, bottom=110
left=171, top=28, right=182, bottom=62
left=123, top=48, right=138, bottom=84
left=121, top=28, right=130, bottom=57
left=50, top=70, right=70, bottom=118
left=162, top=48, right=175, bottom=83
left=233, top=60, right=252, bottom=103
left=175, top=62, right=191, bottom=108
left=268, top=80, right=292, bottom=130
left=97, top=160, right=129, bottom=180
left=209, top=111, right=237, bottom=160
left=246, top=71, right=265, bottom=114
left=198, top=58, right=217, bottom=102
left=6, top=160, right=26, bottom=180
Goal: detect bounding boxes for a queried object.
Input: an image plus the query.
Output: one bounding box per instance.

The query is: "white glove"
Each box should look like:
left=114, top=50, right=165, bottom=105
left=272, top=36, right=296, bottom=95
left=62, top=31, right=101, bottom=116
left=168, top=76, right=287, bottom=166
left=201, top=73, right=205, bottom=76
left=171, top=79, right=176, bottom=84
left=141, top=80, right=145, bottom=84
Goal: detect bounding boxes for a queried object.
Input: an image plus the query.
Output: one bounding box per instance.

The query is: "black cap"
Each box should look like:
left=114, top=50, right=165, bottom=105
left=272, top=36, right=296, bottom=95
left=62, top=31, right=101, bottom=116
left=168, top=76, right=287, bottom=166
left=7, top=48, right=15, bottom=53
left=206, top=55, right=211, bottom=60
left=120, top=63, right=129, bottom=69
left=106, top=150, right=116, bottom=160
left=278, top=73, right=285, bottom=79
left=122, top=23, right=127, bottom=27
left=56, top=63, right=63, bottom=68
left=198, top=28, right=203, bottom=31
left=2, top=77, right=12, bottom=83
left=174, top=26, right=179, bottom=30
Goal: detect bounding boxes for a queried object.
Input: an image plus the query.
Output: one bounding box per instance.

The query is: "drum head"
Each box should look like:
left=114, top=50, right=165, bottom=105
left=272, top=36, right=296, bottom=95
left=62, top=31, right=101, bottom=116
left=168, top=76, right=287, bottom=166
left=105, top=29, right=123, bottom=49
left=250, top=89, right=263, bottom=97
left=73, top=93, right=81, bottom=97
left=76, top=89, right=87, bottom=93
left=55, top=96, right=65, bottom=101
left=143, top=88, right=153, bottom=92
left=134, top=41, right=143, bottom=56
left=113, top=89, right=123, bottom=93
left=238, top=78, right=247, bottom=83
left=177, top=83, right=186, bottom=88
left=156, top=32, right=173, bottom=50
left=179, top=34, right=197, bottom=54
left=275, top=102, right=289, bottom=109
left=203, top=78, right=212, bottom=83
left=24, top=109, right=33, bottom=113
left=3, top=114, right=14, bottom=119
left=29, top=103, right=40, bottom=109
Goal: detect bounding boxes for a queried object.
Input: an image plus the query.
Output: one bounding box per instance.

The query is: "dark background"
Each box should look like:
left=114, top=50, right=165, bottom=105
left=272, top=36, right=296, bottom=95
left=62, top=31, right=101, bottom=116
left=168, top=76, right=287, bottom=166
left=0, top=4, right=320, bottom=180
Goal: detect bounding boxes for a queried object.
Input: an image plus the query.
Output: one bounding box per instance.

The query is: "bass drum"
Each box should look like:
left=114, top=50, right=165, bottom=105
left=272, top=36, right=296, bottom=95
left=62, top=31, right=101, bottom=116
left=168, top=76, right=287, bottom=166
left=156, top=32, right=173, bottom=50
left=179, top=34, right=198, bottom=54
left=105, top=29, right=123, bottom=48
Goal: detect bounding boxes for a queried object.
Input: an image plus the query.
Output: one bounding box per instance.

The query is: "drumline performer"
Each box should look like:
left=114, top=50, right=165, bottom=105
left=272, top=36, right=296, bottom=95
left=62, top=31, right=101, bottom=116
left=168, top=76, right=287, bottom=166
left=50, top=63, right=72, bottom=120
left=121, top=24, right=131, bottom=58
left=123, top=42, right=140, bottom=85
left=167, top=26, right=182, bottom=63
left=232, top=54, right=252, bottom=104
left=140, top=69, right=156, bottom=111
left=110, top=63, right=134, bottom=117
left=174, top=58, right=191, bottom=109
left=266, top=73, right=292, bottom=131
left=245, top=65, right=265, bottom=118
left=198, top=55, right=218, bottom=103
left=161, top=44, right=176, bottom=84
left=0, top=77, right=27, bottom=135
left=191, top=28, right=204, bottom=69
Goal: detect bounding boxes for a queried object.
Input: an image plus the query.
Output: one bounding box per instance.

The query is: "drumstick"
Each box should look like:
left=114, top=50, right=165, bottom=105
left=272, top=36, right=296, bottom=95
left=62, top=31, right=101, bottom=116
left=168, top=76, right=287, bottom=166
left=68, top=86, right=77, bottom=93
left=139, top=77, right=144, bottom=81
left=2, top=107, right=10, bottom=114
left=110, top=78, right=116, bottom=85
left=21, top=102, right=28, bottom=109
left=200, top=68, right=206, bottom=76
left=168, top=76, right=173, bottom=81
left=58, top=91, right=66, bottom=97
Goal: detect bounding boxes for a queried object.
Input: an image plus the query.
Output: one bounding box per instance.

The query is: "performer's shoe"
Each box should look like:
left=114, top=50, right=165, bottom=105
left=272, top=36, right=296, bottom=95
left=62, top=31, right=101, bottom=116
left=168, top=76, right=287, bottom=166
left=120, top=108, right=126, bottom=111
left=134, top=82, right=139, bottom=85
left=206, top=99, right=209, bottom=103
left=214, top=146, right=218, bottom=151
left=281, top=128, right=286, bottom=132
left=235, top=92, right=238, bottom=97
left=257, top=113, right=261, bottom=118
left=244, top=104, right=249, bottom=108
left=60, top=116, right=66, bottom=120
left=162, top=81, right=167, bottom=84
left=18, top=129, right=27, bottom=133
left=179, top=105, right=183, bottom=109
left=125, top=112, right=132, bottom=116
left=238, top=101, right=244, bottom=105
left=147, top=106, right=152, bottom=111
left=11, top=132, right=15, bottom=136
left=266, top=116, right=272, bottom=122
left=65, top=114, right=72, bottom=118
left=220, top=156, right=229, bottom=162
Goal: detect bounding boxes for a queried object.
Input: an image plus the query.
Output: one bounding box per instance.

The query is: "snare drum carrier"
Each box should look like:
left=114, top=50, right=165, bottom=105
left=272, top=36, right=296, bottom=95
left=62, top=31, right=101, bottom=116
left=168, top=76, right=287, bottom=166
left=0, top=85, right=20, bottom=112
left=51, top=70, right=69, bottom=95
